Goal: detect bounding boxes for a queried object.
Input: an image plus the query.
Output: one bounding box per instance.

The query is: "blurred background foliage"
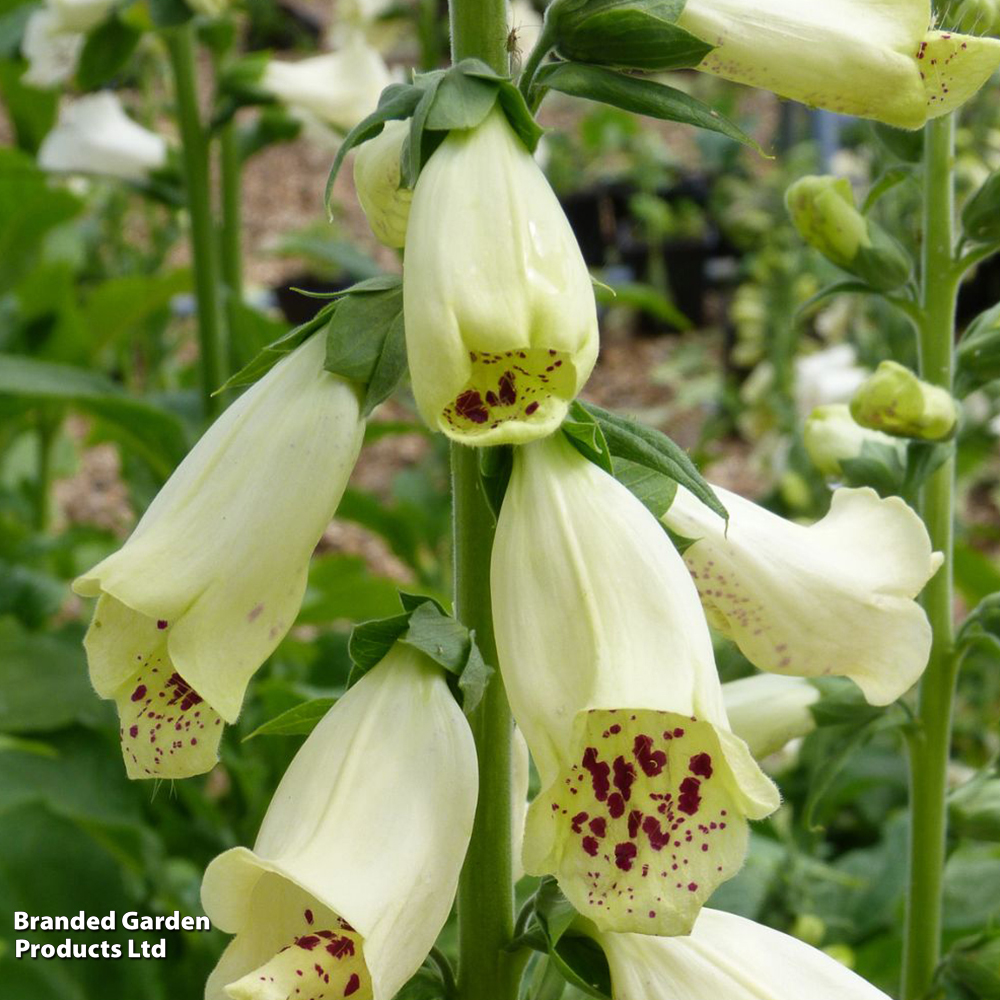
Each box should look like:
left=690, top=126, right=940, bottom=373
left=1, top=0, right=1000, bottom=997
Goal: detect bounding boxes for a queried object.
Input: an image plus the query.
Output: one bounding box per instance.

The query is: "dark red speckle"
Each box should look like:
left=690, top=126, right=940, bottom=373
left=156, top=620, right=168, bottom=630
left=634, top=734, right=667, bottom=776
left=615, top=842, right=638, bottom=871
left=344, top=973, right=361, bottom=996
left=689, top=753, right=713, bottom=778
left=131, top=685, right=147, bottom=702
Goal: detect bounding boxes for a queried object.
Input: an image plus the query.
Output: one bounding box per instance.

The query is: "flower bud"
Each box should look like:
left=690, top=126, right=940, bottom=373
left=785, top=176, right=910, bottom=291
left=492, top=434, right=778, bottom=936
left=201, top=644, right=477, bottom=1000
left=804, top=403, right=905, bottom=478
left=722, top=675, right=819, bottom=759
left=676, top=0, right=1000, bottom=129
left=73, top=334, right=365, bottom=779
left=403, top=109, right=599, bottom=445
left=663, top=483, right=942, bottom=706
left=353, top=120, right=411, bottom=249
left=850, top=360, right=958, bottom=441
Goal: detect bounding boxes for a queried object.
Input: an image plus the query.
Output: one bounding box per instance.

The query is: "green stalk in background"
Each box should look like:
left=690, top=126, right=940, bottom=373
left=901, top=113, right=960, bottom=1000
left=447, top=6, right=518, bottom=997
left=165, top=22, right=225, bottom=418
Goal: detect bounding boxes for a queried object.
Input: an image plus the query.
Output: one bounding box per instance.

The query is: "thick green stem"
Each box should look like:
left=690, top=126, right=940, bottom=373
left=450, top=0, right=509, bottom=75
left=166, top=23, right=224, bottom=418
left=219, top=118, right=244, bottom=373
left=452, top=445, right=518, bottom=1000
left=901, top=113, right=959, bottom=1000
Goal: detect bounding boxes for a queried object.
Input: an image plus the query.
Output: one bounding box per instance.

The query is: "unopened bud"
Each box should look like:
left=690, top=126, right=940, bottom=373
left=785, top=176, right=910, bottom=291
left=850, top=360, right=958, bottom=441
left=804, top=403, right=905, bottom=478
left=353, top=119, right=411, bottom=249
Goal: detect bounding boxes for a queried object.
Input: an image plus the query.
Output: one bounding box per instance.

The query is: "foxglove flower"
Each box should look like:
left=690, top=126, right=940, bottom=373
left=663, top=484, right=942, bottom=706
left=403, top=109, right=599, bottom=445
left=722, top=675, right=819, bottom=760
left=261, top=36, right=393, bottom=133
left=201, top=644, right=477, bottom=1000
left=492, top=435, right=779, bottom=936
left=21, top=0, right=115, bottom=87
left=73, top=334, right=364, bottom=779
left=794, top=345, right=868, bottom=419
left=596, top=907, right=891, bottom=999
left=676, top=0, right=1000, bottom=129
left=38, top=93, right=168, bottom=183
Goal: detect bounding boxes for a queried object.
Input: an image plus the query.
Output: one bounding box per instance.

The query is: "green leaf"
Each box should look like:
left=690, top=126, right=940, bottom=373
left=0, top=61, right=58, bottom=156
left=403, top=72, right=445, bottom=187
left=0, top=619, right=97, bottom=733
left=298, top=554, right=402, bottom=625
left=838, top=438, right=907, bottom=498
left=0, top=562, right=65, bottom=629
left=956, top=300, right=1000, bottom=396
left=218, top=303, right=335, bottom=392
left=949, top=770, right=1000, bottom=843
left=457, top=636, right=493, bottom=714
left=76, top=15, right=142, bottom=90
left=872, top=121, right=924, bottom=163
left=462, top=61, right=545, bottom=152
left=862, top=165, right=915, bottom=214
left=325, top=83, right=424, bottom=217
left=0, top=3, right=36, bottom=60
left=611, top=456, right=676, bottom=517
left=425, top=63, right=500, bottom=131
left=324, top=282, right=408, bottom=415
left=0, top=355, right=188, bottom=476
left=550, top=0, right=711, bottom=72
left=347, top=612, right=413, bottom=680
left=242, top=698, right=336, bottom=740
left=963, top=169, right=1000, bottom=245
left=579, top=400, right=726, bottom=521
left=148, top=0, right=191, bottom=28
left=956, top=591, right=1000, bottom=659
left=400, top=601, right=471, bottom=672
left=535, top=62, right=762, bottom=153
left=562, top=400, right=613, bottom=473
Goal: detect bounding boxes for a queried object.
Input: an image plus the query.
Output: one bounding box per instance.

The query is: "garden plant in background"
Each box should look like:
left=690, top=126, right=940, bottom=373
left=1, top=0, right=1000, bottom=999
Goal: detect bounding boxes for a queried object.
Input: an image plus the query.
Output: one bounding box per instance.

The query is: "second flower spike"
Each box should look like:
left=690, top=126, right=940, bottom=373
left=73, top=334, right=365, bottom=779
left=201, top=644, right=477, bottom=1000
left=492, top=435, right=778, bottom=936
left=403, top=108, right=599, bottom=446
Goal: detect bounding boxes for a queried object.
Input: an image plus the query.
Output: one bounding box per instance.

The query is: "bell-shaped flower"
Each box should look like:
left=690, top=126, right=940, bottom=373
left=201, top=644, right=477, bottom=1000
left=261, top=36, right=393, bottom=133
left=675, top=0, right=1000, bottom=129
left=804, top=403, right=905, bottom=479
left=353, top=119, right=411, bottom=249
left=38, top=93, right=169, bottom=183
left=851, top=359, right=959, bottom=441
left=663, top=483, right=942, bottom=706
left=403, top=108, right=599, bottom=446
left=595, top=907, right=891, bottom=999
left=722, top=675, right=819, bottom=760
left=72, top=334, right=364, bottom=779
left=492, top=434, right=779, bottom=937
left=794, top=345, right=868, bottom=419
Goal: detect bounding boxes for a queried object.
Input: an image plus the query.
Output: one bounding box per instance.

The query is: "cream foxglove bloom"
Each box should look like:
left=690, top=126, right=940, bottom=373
left=663, top=484, right=943, bottom=707
left=201, top=644, right=477, bottom=1000
left=492, top=435, right=779, bottom=936
left=403, top=109, right=599, bottom=446
left=596, top=907, right=891, bottom=999
left=794, top=345, right=868, bottom=419
left=38, top=93, right=168, bottom=183
left=353, top=120, right=411, bottom=249
left=722, top=675, right=819, bottom=760
left=72, top=334, right=364, bottom=779
left=261, top=36, right=393, bottom=133
left=676, top=0, right=1000, bottom=129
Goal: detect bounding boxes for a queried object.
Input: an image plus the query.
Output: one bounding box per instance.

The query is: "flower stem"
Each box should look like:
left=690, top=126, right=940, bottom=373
left=452, top=445, right=519, bottom=1000
left=219, top=117, right=244, bottom=373
left=165, top=23, right=224, bottom=419
left=901, top=113, right=959, bottom=1000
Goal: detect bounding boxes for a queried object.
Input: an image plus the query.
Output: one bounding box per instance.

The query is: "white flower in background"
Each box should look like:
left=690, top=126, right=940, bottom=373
left=201, top=645, right=477, bottom=1000
left=676, top=0, right=1000, bottom=129
left=722, top=675, right=819, bottom=759
left=596, top=907, right=891, bottom=999
left=804, top=403, right=906, bottom=479
left=663, top=484, right=942, bottom=706
left=21, top=0, right=115, bottom=87
left=492, top=434, right=779, bottom=936
left=795, top=345, right=869, bottom=418
left=72, top=335, right=365, bottom=779
left=404, top=109, right=598, bottom=445
left=353, top=119, right=411, bottom=249
left=38, top=93, right=168, bottom=183
left=261, top=34, right=393, bottom=133
left=21, top=9, right=84, bottom=88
